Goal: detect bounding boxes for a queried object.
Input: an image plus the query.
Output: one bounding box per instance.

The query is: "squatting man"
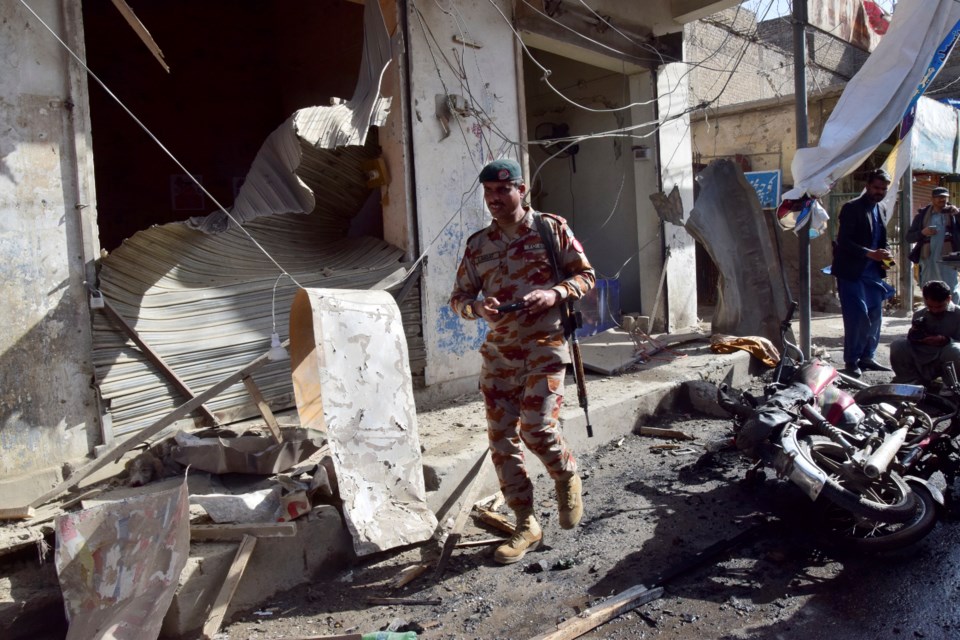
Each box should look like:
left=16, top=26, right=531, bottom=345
left=450, top=158, right=596, bottom=564
left=890, top=280, right=960, bottom=386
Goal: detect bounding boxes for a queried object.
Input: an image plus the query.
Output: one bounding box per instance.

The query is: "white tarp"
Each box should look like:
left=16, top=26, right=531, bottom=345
left=912, top=97, right=960, bottom=174
left=784, top=0, right=960, bottom=201
left=289, top=288, right=438, bottom=556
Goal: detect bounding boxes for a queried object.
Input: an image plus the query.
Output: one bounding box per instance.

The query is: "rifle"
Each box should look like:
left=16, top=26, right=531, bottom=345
left=534, top=213, right=595, bottom=438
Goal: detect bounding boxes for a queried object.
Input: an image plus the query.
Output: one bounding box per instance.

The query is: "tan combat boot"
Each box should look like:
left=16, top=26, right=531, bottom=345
left=556, top=474, right=583, bottom=529
left=494, top=509, right=542, bottom=564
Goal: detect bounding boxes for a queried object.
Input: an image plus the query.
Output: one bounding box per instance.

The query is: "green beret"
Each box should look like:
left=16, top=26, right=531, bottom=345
left=479, top=158, right=522, bottom=183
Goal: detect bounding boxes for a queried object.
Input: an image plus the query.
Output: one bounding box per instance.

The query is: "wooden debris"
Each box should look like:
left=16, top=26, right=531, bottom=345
left=201, top=535, right=257, bottom=640
left=191, top=522, right=297, bottom=541
left=367, top=596, right=443, bottom=606
left=100, top=296, right=217, bottom=425
left=454, top=537, right=507, bottom=548
left=433, top=449, right=490, bottom=580
left=242, top=374, right=283, bottom=442
left=638, top=426, right=694, bottom=441
left=0, top=506, right=34, bottom=521
left=474, top=508, right=516, bottom=536
left=389, top=562, right=431, bottom=589
left=529, top=585, right=664, bottom=640
left=25, top=343, right=282, bottom=510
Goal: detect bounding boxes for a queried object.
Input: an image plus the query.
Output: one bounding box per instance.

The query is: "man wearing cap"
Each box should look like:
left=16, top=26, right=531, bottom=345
left=906, top=186, right=960, bottom=304
left=449, top=158, right=595, bottom=564
left=831, top=168, right=895, bottom=378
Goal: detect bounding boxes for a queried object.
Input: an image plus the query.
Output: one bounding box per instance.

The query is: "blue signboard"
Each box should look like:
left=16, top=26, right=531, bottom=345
left=744, top=170, right=781, bottom=209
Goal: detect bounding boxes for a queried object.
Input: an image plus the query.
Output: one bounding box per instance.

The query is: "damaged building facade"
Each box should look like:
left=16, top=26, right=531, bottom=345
left=1, top=0, right=738, bottom=503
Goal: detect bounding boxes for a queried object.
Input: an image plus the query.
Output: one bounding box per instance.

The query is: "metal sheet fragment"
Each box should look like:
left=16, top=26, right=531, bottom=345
left=290, top=288, right=437, bottom=555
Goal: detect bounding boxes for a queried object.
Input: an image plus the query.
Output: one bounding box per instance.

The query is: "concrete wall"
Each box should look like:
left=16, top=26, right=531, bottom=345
left=0, top=0, right=100, bottom=500
left=408, top=0, right=521, bottom=391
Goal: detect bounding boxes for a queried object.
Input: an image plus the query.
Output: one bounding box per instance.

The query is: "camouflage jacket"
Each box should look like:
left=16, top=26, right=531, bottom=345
left=449, top=209, right=595, bottom=363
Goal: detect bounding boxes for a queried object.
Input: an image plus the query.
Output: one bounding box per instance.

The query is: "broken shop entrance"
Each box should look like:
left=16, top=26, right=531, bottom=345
left=80, top=0, right=425, bottom=442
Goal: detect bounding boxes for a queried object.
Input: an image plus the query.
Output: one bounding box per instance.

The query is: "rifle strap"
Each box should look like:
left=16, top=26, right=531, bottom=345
left=533, top=212, right=564, bottom=286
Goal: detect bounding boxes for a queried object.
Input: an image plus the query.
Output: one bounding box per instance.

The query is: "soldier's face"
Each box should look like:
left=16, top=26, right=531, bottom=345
left=483, top=181, right=525, bottom=222
left=866, top=178, right=889, bottom=203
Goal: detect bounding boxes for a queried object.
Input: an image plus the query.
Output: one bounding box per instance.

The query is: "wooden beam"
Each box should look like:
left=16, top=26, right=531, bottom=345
left=191, top=522, right=297, bottom=541
left=241, top=374, right=283, bottom=442
left=201, top=535, right=257, bottom=640
left=99, top=296, right=217, bottom=425
left=529, top=585, right=664, bottom=640
left=26, top=341, right=284, bottom=509
left=109, top=0, right=170, bottom=72
left=433, top=449, right=490, bottom=579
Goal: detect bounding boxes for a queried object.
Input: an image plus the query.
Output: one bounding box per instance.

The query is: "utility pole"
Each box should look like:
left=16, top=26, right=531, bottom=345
left=794, top=0, right=811, bottom=358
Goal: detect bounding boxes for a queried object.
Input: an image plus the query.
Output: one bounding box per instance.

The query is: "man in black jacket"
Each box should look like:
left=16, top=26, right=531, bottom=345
left=831, top=169, right=895, bottom=377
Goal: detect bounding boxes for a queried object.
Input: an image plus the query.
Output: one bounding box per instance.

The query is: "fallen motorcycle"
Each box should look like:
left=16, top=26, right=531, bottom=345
left=717, top=304, right=960, bottom=551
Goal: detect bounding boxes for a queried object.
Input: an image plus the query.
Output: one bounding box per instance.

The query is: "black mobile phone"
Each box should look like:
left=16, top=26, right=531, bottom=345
left=496, top=301, right=527, bottom=313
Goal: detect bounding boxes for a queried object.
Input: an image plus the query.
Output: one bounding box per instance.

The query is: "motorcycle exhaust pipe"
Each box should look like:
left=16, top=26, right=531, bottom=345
left=864, top=426, right=908, bottom=479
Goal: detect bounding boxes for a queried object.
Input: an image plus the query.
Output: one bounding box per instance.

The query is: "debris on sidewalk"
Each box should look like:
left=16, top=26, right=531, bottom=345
left=54, top=479, right=190, bottom=640
left=290, top=288, right=438, bottom=556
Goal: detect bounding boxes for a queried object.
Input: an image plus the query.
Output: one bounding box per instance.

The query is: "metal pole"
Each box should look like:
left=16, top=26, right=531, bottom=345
left=794, top=0, right=811, bottom=359
left=899, top=167, right=914, bottom=314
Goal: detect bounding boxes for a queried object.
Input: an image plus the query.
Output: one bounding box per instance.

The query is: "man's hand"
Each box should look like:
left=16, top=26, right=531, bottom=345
left=920, top=335, right=950, bottom=347
left=922, top=226, right=939, bottom=237
left=866, top=248, right=893, bottom=261
left=522, top=288, right=561, bottom=314
left=476, top=297, right=501, bottom=321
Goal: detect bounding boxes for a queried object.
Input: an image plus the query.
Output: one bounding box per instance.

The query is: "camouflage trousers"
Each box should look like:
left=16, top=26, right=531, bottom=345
left=480, top=358, right=577, bottom=512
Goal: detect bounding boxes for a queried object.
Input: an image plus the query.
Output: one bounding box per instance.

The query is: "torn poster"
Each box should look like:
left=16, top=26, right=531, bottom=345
left=55, top=480, right=189, bottom=640
left=290, top=288, right=438, bottom=555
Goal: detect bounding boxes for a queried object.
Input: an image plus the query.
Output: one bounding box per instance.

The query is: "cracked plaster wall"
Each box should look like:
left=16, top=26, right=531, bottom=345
left=0, top=0, right=100, bottom=493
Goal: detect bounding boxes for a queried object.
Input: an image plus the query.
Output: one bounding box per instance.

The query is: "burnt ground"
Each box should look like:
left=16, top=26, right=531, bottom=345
left=218, top=318, right=960, bottom=640
left=219, top=416, right=960, bottom=640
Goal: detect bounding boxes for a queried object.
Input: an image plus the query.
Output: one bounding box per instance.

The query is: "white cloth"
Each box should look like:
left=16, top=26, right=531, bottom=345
left=783, top=0, right=960, bottom=201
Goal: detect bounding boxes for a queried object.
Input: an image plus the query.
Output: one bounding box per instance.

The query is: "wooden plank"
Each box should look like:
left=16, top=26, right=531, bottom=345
left=201, top=535, right=258, bottom=640
left=389, top=562, right=430, bottom=589
left=433, top=449, right=490, bottom=579
left=0, top=506, right=34, bottom=521
left=454, top=537, right=507, bottom=549
left=366, top=596, right=443, bottom=606
left=638, top=426, right=694, bottom=441
left=191, top=522, right=297, bottom=541
left=100, top=296, right=217, bottom=425
left=109, top=0, right=170, bottom=72
left=26, top=343, right=282, bottom=509
left=242, top=374, right=283, bottom=442
left=474, top=508, right=516, bottom=536
left=529, top=585, right=664, bottom=640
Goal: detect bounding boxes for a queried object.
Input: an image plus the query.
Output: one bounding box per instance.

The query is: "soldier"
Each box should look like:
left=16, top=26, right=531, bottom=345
left=450, top=158, right=596, bottom=564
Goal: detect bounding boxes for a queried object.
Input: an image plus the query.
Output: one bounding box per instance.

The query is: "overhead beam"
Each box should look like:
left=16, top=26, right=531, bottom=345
left=671, top=0, right=742, bottom=24
left=515, top=0, right=663, bottom=73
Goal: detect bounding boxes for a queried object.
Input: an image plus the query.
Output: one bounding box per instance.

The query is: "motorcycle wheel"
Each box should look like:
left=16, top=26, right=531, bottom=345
left=814, top=481, right=939, bottom=552
left=798, top=435, right=918, bottom=523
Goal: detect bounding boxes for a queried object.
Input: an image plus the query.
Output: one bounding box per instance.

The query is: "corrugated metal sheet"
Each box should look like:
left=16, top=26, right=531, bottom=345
left=91, top=0, right=422, bottom=437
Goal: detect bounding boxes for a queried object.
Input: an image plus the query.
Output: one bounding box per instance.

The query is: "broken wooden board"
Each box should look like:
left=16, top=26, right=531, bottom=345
left=201, top=534, right=258, bottom=640
left=434, top=449, right=490, bottom=579
left=529, top=585, right=664, bottom=640
left=474, top=508, right=517, bottom=536
left=290, top=289, right=437, bottom=556
left=190, top=522, right=297, bottom=541
left=638, top=426, right=694, bottom=441
left=577, top=328, right=645, bottom=375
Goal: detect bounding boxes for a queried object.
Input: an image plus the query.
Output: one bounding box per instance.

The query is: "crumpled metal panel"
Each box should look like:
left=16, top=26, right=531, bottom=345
left=187, top=0, right=393, bottom=234
left=91, top=0, right=416, bottom=437
left=94, top=217, right=406, bottom=436
left=289, top=288, right=438, bottom=555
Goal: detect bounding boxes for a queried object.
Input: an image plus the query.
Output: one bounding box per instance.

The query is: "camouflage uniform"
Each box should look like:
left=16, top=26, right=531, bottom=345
left=450, top=209, right=595, bottom=511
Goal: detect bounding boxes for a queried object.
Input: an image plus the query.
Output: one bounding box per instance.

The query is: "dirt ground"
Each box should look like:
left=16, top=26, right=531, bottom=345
left=215, top=317, right=960, bottom=640
left=218, top=409, right=960, bottom=640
